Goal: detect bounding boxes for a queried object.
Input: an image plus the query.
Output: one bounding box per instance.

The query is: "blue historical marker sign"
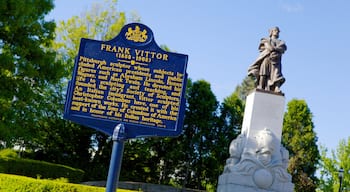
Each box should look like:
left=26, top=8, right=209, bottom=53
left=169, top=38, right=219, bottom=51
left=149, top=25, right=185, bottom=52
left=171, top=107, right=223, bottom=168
left=64, top=23, right=188, bottom=138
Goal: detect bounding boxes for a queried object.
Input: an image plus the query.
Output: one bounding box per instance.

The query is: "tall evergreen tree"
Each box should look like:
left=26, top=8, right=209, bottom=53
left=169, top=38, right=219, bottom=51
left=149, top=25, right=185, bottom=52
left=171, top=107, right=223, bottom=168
left=282, top=99, right=320, bottom=192
left=199, top=85, right=245, bottom=191
left=233, top=75, right=255, bottom=101
left=179, top=79, right=219, bottom=190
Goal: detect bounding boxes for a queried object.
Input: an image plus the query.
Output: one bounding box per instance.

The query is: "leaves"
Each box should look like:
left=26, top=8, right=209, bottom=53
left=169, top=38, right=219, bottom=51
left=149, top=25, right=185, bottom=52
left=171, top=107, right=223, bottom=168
left=282, top=99, right=320, bottom=191
left=318, top=138, right=350, bottom=191
left=53, top=1, right=128, bottom=76
left=0, top=0, right=64, bottom=146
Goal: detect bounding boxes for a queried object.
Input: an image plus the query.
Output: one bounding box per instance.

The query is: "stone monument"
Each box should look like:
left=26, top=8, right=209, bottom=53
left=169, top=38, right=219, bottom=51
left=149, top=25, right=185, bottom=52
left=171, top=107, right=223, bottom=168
left=217, top=27, right=294, bottom=192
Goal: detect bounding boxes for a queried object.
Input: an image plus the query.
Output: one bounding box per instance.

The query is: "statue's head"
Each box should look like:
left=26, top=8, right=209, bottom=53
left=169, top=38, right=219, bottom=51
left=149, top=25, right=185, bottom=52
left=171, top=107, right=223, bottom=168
left=269, top=27, right=280, bottom=38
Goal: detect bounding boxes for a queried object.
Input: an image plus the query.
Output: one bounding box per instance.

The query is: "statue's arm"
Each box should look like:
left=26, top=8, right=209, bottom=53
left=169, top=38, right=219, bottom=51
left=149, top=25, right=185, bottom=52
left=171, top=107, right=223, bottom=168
left=274, top=40, right=287, bottom=53
left=259, top=38, right=273, bottom=52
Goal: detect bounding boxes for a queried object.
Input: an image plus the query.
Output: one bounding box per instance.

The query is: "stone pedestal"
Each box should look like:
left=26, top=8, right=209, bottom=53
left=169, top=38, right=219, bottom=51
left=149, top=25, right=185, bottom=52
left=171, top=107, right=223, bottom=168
left=241, top=90, right=285, bottom=163
left=217, top=90, right=294, bottom=192
left=242, top=90, right=285, bottom=146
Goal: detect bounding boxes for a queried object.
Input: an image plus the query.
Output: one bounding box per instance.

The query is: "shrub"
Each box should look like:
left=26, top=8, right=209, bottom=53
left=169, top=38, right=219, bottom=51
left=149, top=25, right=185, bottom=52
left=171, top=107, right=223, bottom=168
left=0, top=173, right=137, bottom=192
left=0, top=149, right=17, bottom=158
left=0, top=149, right=84, bottom=183
left=0, top=173, right=102, bottom=192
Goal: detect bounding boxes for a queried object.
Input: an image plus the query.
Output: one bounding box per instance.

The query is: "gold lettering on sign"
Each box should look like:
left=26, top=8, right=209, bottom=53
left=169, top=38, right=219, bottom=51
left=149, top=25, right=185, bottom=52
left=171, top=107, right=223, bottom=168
left=101, top=44, right=169, bottom=62
left=70, top=46, right=184, bottom=128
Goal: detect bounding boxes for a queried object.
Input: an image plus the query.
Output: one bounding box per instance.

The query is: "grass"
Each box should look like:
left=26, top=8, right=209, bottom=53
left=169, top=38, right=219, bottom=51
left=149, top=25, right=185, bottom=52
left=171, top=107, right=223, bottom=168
left=0, top=173, right=139, bottom=192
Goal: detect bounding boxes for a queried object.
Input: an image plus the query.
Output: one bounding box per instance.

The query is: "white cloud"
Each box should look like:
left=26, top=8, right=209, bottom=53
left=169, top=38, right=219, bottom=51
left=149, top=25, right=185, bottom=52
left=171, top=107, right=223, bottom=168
left=281, top=3, right=304, bottom=13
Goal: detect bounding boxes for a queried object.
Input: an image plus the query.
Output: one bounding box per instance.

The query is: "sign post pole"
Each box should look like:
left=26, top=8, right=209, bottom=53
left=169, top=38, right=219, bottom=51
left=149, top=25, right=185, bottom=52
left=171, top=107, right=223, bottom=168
left=106, top=124, right=126, bottom=192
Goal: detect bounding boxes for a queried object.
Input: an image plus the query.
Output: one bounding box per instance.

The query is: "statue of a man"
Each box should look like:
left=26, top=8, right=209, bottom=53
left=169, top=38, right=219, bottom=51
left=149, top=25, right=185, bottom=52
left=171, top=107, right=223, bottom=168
left=248, top=27, right=287, bottom=93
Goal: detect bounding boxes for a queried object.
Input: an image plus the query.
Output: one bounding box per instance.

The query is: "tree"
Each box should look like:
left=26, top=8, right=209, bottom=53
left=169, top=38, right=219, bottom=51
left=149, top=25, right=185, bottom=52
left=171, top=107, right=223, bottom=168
left=179, top=79, right=219, bottom=190
left=120, top=137, right=182, bottom=184
left=213, top=92, right=244, bottom=179
left=53, top=0, right=128, bottom=75
left=151, top=137, right=184, bottom=185
left=47, top=0, right=131, bottom=178
left=282, top=99, right=320, bottom=191
left=0, top=0, right=65, bottom=147
left=318, top=138, right=350, bottom=192
left=172, top=79, right=245, bottom=191
left=220, top=93, right=244, bottom=136
left=51, top=0, right=195, bottom=183
left=233, top=75, right=255, bottom=101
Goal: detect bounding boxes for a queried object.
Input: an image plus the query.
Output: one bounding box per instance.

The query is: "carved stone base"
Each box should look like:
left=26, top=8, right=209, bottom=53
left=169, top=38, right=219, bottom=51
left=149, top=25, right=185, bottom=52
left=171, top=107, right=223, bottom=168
left=218, top=183, right=274, bottom=192
left=218, top=180, right=292, bottom=192
left=217, top=90, right=294, bottom=192
left=218, top=165, right=294, bottom=192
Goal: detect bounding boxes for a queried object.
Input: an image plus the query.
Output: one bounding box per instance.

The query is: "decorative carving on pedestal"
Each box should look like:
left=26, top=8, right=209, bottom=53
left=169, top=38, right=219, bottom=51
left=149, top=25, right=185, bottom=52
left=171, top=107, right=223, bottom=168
left=217, top=91, right=294, bottom=192
left=218, top=129, right=293, bottom=192
left=223, top=133, right=246, bottom=172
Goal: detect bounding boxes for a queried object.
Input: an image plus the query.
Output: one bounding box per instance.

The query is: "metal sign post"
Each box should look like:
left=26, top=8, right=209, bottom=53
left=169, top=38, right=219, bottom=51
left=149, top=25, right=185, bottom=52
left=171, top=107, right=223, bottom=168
left=106, top=124, right=126, bottom=192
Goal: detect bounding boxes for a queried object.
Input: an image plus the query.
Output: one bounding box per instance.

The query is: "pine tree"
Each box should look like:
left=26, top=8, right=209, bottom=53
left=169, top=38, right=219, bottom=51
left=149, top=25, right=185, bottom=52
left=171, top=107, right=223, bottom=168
left=282, top=99, right=320, bottom=191
left=233, top=76, right=255, bottom=101
left=180, top=79, right=219, bottom=190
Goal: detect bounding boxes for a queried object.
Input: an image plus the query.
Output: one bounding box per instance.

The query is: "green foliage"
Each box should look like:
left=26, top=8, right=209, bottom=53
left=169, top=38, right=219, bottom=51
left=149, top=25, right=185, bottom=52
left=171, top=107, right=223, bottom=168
left=233, top=75, right=255, bottom=101
left=220, top=93, right=244, bottom=135
left=0, top=149, right=17, bottom=158
left=118, top=79, right=244, bottom=190
left=121, top=138, right=161, bottom=183
left=46, top=0, right=134, bottom=181
left=214, top=92, right=244, bottom=177
left=0, top=173, right=136, bottom=192
left=318, top=138, right=350, bottom=191
left=53, top=0, right=128, bottom=75
left=0, top=0, right=65, bottom=146
left=32, top=119, right=94, bottom=175
left=0, top=152, right=84, bottom=183
left=0, top=0, right=247, bottom=190
left=179, top=79, right=220, bottom=190
left=282, top=99, right=320, bottom=192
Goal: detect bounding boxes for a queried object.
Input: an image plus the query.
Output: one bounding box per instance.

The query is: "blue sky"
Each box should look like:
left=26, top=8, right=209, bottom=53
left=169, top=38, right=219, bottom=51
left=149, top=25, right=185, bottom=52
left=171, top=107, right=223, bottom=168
left=48, top=0, right=350, bottom=153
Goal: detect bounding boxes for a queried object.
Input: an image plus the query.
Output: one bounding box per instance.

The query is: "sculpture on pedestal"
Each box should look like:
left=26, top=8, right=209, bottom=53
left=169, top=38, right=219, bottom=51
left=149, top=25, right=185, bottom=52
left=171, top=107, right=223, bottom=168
left=217, top=27, right=293, bottom=191
left=248, top=27, right=287, bottom=93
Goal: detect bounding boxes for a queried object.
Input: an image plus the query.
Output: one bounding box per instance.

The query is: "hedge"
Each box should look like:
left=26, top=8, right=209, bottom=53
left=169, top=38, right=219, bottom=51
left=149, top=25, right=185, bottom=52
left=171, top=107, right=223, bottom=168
left=0, top=173, right=137, bottom=192
left=0, top=149, right=84, bottom=183
left=0, top=149, right=17, bottom=158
